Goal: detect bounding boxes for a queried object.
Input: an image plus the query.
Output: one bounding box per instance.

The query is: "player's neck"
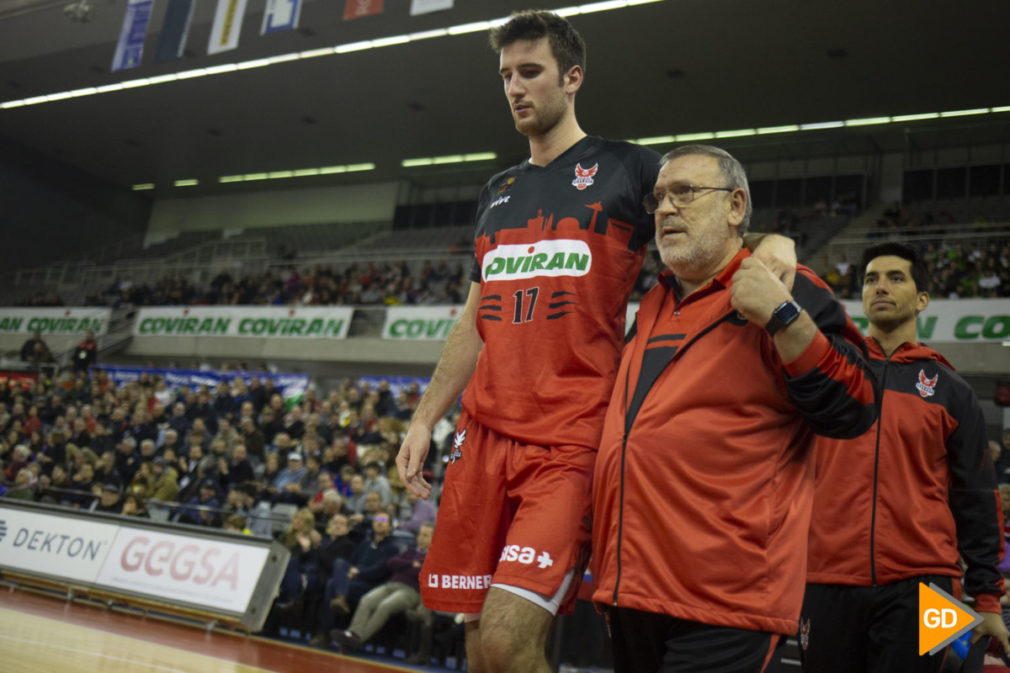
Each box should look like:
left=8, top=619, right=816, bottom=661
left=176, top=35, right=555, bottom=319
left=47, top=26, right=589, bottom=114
left=528, top=114, right=586, bottom=167
left=870, top=322, right=917, bottom=357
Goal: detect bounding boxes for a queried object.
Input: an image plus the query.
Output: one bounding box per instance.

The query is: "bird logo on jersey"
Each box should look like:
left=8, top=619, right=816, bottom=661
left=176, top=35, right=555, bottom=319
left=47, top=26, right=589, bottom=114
left=571, top=163, right=598, bottom=190
left=916, top=370, right=938, bottom=398
left=449, top=429, right=466, bottom=464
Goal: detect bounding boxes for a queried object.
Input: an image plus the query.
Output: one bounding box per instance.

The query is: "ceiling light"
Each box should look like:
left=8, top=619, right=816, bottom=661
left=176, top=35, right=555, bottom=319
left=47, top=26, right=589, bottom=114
left=205, top=64, right=238, bottom=75
left=409, top=28, right=449, bottom=40
left=578, top=1, right=629, bottom=15
left=844, top=116, right=890, bottom=127
left=940, top=108, right=989, bottom=118
left=335, top=41, right=373, bottom=53
left=299, top=47, right=336, bottom=59
left=175, top=68, right=209, bottom=80
left=676, top=132, right=715, bottom=141
left=891, top=112, right=938, bottom=122
left=236, top=58, right=272, bottom=70
left=372, top=35, right=410, bottom=48
left=756, top=125, right=800, bottom=135
left=799, top=121, right=844, bottom=130
left=174, top=179, right=198, bottom=187
left=715, top=128, right=756, bottom=139
left=132, top=183, right=155, bottom=191
left=635, top=135, right=675, bottom=145
left=448, top=21, right=490, bottom=34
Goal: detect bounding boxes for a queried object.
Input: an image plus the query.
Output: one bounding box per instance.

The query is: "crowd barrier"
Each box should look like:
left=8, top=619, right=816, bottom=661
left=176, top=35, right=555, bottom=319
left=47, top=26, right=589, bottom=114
left=0, top=499, right=289, bottom=631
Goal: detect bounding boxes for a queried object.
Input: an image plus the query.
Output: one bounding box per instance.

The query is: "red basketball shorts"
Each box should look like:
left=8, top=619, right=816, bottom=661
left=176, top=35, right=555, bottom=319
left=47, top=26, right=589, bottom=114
left=419, top=409, right=595, bottom=615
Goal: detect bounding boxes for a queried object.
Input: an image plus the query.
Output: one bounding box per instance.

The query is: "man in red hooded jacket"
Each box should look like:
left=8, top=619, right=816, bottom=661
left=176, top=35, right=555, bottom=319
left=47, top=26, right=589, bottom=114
left=802, top=242, right=1009, bottom=672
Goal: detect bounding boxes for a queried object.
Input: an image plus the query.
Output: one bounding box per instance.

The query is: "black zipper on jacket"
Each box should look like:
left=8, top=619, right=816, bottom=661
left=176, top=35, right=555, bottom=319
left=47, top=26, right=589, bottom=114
left=613, top=363, right=633, bottom=605
left=869, top=359, right=888, bottom=587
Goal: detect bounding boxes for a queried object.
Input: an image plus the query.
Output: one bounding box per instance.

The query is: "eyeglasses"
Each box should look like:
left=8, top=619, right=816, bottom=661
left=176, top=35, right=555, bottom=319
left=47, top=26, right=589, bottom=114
left=374, top=515, right=389, bottom=523
left=643, top=184, right=734, bottom=214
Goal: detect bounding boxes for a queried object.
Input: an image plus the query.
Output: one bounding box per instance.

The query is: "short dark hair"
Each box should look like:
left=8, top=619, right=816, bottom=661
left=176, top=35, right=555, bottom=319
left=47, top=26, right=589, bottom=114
left=489, top=10, right=586, bottom=82
left=859, top=242, right=930, bottom=293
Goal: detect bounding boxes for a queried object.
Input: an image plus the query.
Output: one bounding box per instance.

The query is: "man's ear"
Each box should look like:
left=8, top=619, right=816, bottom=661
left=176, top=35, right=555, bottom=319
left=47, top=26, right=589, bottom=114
left=564, top=65, right=583, bottom=95
left=727, top=188, right=747, bottom=227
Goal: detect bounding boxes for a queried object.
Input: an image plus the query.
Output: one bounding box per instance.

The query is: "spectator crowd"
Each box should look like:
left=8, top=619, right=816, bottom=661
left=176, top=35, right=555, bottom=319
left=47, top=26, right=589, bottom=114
left=0, top=367, right=462, bottom=663
left=73, top=260, right=471, bottom=309
left=825, top=237, right=1010, bottom=299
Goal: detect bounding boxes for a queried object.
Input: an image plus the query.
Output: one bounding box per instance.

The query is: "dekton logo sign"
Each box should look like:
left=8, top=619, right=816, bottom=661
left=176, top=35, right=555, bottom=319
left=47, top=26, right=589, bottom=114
left=481, top=239, right=592, bottom=282
left=11, top=527, right=105, bottom=561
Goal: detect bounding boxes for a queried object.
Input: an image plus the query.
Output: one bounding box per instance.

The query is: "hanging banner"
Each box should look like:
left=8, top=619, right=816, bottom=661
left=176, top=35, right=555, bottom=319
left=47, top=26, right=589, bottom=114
left=94, top=365, right=310, bottom=403
left=207, top=0, right=249, bottom=55
left=382, top=306, right=462, bottom=340
left=343, top=0, right=382, bottom=21
left=624, top=299, right=1010, bottom=343
left=132, top=306, right=353, bottom=339
left=154, top=0, right=196, bottom=63
left=111, top=0, right=155, bottom=72
left=0, top=307, right=110, bottom=336
left=261, top=0, right=302, bottom=34
left=841, top=299, right=1010, bottom=343
left=410, top=0, right=452, bottom=15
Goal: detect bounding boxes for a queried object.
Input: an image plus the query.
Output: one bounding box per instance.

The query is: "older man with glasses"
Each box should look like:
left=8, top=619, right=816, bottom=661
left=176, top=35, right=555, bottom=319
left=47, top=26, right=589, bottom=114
left=590, top=144, right=878, bottom=673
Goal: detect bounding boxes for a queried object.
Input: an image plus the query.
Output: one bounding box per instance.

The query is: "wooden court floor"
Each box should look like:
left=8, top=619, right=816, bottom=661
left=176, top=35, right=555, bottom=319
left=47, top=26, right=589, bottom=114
left=0, top=588, right=419, bottom=673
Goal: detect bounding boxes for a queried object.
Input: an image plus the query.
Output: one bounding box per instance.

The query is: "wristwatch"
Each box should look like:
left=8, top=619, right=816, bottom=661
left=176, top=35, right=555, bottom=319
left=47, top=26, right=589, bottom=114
left=765, top=300, right=803, bottom=336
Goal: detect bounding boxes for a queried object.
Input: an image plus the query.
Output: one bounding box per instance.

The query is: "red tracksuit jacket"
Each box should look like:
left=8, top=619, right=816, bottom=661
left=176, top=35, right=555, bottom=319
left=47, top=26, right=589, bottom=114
left=807, top=338, right=1004, bottom=613
left=592, top=251, right=877, bottom=635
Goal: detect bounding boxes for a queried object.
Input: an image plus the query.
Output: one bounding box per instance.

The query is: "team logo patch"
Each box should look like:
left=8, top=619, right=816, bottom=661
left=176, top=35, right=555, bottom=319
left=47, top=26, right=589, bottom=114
left=571, top=162, right=598, bottom=190
left=449, top=429, right=465, bottom=464
left=497, top=176, right=516, bottom=196
left=799, top=618, right=810, bottom=650
left=916, top=370, right=938, bottom=398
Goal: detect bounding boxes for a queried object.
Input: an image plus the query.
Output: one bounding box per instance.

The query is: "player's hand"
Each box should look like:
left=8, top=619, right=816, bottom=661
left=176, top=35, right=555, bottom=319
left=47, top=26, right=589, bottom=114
left=751, top=233, right=797, bottom=290
left=397, top=423, right=432, bottom=499
left=730, top=257, right=793, bottom=327
left=973, top=611, right=1010, bottom=653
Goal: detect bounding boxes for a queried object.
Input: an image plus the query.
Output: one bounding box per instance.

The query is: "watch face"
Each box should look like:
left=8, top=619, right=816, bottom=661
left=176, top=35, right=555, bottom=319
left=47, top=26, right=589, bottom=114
left=776, top=301, right=801, bottom=325
left=766, top=301, right=801, bottom=335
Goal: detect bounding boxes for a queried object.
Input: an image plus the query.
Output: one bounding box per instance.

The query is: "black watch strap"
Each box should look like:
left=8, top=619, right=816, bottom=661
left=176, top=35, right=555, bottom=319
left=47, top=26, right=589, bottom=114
left=765, top=300, right=802, bottom=336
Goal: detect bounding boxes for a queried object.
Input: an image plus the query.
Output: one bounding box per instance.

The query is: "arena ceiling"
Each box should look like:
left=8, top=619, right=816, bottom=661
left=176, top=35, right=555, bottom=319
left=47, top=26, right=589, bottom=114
left=0, top=0, right=1008, bottom=196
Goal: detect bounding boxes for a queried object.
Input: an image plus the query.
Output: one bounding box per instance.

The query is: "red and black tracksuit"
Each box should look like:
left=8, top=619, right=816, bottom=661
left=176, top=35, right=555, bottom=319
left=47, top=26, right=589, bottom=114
left=592, top=252, right=877, bottom=672
left=802, top=338, right=1004, bottom=673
